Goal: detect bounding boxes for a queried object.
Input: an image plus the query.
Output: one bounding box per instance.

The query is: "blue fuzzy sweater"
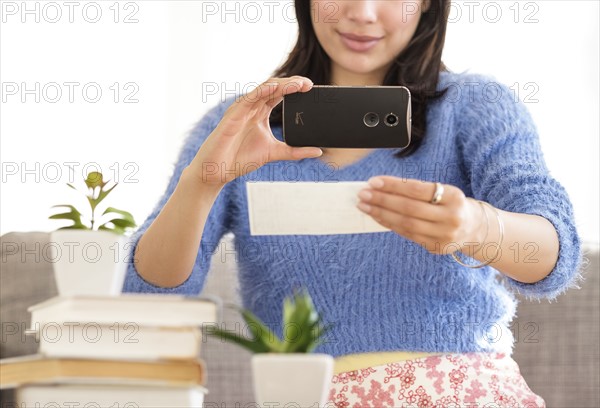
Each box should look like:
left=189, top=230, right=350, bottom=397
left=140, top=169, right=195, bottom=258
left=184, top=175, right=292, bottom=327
left=123, top=72, right=583, bottom=357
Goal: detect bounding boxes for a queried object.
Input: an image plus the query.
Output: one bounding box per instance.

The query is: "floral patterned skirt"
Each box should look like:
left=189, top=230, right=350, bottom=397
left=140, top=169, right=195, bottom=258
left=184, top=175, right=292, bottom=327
left=327, top=352, right=545, bottom=408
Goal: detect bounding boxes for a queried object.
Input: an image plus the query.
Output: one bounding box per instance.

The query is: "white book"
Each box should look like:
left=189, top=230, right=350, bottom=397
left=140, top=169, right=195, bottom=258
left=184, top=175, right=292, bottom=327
left=17, top=384, right=206, bottom=408
left=28, top=294, right=221, bottom=328
left=28, top=324, right=203, bottom=361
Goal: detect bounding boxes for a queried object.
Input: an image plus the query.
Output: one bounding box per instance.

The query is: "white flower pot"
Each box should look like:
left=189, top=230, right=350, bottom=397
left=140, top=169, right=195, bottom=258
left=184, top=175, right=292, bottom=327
left=49, top=230, right=132, bottom=296
left=252, top=353, right=334, bottom=407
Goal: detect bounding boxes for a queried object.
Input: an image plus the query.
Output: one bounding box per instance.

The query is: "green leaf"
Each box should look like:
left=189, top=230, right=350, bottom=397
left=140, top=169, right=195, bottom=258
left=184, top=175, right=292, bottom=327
left=241, top=309, right=284, bottom=352
left=49, top=211, right=82, bottom=221
left=284, top=317, right=321, bottom=353
left=49, top=205, right=87, bottom=229
left=98, top=208, right=137, bottom=235
left=283, top=296, right=294, bottom=328
left=285, top=291, right=313, bottom=331
left=211, top=288, right=333, bottom=354
left=84, top=172, right=106, bottom=189
left=50, top=204, right=82, bottom=215
left=281, top=323, right=304, bottom=352
left=102, top=218, right=136, bottom=229
left=88, top=183, right=117, bottom=211
left=102, top=207, right=137, bottom=226
left=281, top=290, right=329, bottom=353
left=207, top=326, right=270, bottom=353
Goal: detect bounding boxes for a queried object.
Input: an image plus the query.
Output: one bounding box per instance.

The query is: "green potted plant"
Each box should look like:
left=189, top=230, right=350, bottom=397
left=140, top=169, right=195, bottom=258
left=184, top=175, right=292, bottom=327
left=49, top=171, right=137, bottom=296
left=208, top=289, right=334, bottom=406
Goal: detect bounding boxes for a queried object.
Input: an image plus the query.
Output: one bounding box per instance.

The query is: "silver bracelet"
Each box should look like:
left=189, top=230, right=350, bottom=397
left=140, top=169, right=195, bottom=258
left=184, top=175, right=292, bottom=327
left=452, top=201, right=504, bottom=269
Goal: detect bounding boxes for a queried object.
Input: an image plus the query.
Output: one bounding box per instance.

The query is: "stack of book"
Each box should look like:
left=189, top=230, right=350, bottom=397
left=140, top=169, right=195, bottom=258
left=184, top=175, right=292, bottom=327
left=0, top=294, right=220, bottom=407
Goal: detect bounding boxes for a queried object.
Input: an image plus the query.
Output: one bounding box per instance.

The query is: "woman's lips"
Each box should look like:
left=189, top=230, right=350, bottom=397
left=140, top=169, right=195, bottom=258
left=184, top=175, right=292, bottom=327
left=339, top=32, right=383, bottom=52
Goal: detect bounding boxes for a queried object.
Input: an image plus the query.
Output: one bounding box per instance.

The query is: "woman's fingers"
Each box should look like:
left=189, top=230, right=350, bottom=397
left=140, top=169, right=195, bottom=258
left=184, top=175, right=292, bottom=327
left=368, top=207, right=455, bottom=255
left=232, top=76, right=312, bottom=114
left=192, top=76, right=318, bottom=185
left=366, top=176, right=462, bottom=205
left=361, top=204, right=440, bottom=238
left=359, top=203, right=466, bottom=249
left=219, top=76, right=312, bottom=132
left=247, top=76, right=319, bottom=162
left=358, top=189, right=445, bottom=222
left=268, top=142, right=323, bottom=163
left=210, top=77, right=301, bottom=140
left=266, top=76, right=314, bottom=108
left=364, top=201, right=467, bottom=254
left=356, top=176, right=476, bottom=251
left=223, top=80, right=279, bottom=123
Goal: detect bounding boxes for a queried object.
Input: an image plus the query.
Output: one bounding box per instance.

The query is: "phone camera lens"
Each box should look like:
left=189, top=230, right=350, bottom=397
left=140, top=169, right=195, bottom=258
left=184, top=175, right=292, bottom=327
left=385, top=113, right=399, bottom=127
left=363, top=112, right=379, bottom=128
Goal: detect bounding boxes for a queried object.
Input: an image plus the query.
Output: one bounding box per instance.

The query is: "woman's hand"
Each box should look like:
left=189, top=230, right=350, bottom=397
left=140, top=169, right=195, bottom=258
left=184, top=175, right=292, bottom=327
left=188, top=76, right=323, bottom=189
left=356, top=176, right=484, bottom=255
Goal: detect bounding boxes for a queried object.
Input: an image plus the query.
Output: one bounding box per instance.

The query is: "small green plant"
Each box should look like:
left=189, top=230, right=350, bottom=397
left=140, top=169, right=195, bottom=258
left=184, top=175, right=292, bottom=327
left=49, top=171, right=137, bottom=235
left=209, top=289, right=331, bottom=353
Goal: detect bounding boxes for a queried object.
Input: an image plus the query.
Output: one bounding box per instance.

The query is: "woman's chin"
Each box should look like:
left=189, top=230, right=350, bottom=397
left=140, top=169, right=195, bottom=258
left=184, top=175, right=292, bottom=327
left=331, top=62, right=389, bottom=85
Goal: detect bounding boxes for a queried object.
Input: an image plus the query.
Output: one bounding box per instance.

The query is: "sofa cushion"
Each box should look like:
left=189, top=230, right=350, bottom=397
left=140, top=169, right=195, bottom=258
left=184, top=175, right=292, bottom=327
left=512, top=243, right=599, bottom=408
left=199, top=233, right=254, bottom=404
left=0, top=232, right=59, bottom=405
left=0, top=232, right=58, bottom=359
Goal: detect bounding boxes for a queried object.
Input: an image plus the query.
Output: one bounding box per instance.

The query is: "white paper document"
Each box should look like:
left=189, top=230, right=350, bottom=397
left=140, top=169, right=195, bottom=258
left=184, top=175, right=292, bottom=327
left=246, top=181, right=391, bottom=236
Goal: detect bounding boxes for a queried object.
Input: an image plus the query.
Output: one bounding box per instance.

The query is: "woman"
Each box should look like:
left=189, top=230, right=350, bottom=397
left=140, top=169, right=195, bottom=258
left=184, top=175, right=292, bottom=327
left=124, top=1, right=582, bottom=406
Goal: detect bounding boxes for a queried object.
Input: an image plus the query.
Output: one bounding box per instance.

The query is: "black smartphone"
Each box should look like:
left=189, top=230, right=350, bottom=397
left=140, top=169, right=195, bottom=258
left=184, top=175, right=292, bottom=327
left=282, top=86, right=411, bottom=148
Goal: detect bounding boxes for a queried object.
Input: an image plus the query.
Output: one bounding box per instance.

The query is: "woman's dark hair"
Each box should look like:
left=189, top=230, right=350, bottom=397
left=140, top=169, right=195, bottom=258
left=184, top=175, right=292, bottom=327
left=269, top=0, right=450, bottom=157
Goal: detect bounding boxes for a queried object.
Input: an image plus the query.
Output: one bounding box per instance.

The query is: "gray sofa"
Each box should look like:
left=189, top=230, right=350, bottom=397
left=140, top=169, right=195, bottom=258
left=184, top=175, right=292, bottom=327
left=1, top=231, right=598, bottom=407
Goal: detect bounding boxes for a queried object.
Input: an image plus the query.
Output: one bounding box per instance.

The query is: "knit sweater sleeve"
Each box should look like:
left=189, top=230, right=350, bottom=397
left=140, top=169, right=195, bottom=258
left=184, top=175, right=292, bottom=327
left=455, top=74, right=583, bottom=301
left=122, top=99, right=235, bottom=295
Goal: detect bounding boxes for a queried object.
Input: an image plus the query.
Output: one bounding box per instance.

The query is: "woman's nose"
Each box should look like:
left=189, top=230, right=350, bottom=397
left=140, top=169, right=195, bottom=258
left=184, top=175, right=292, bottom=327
left=343, top=0, right=378, bottom=24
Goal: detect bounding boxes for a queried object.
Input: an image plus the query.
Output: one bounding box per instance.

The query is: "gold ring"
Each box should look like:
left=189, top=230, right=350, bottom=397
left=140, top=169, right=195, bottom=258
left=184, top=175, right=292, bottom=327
left=430, top=183, right=444, bottom=205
